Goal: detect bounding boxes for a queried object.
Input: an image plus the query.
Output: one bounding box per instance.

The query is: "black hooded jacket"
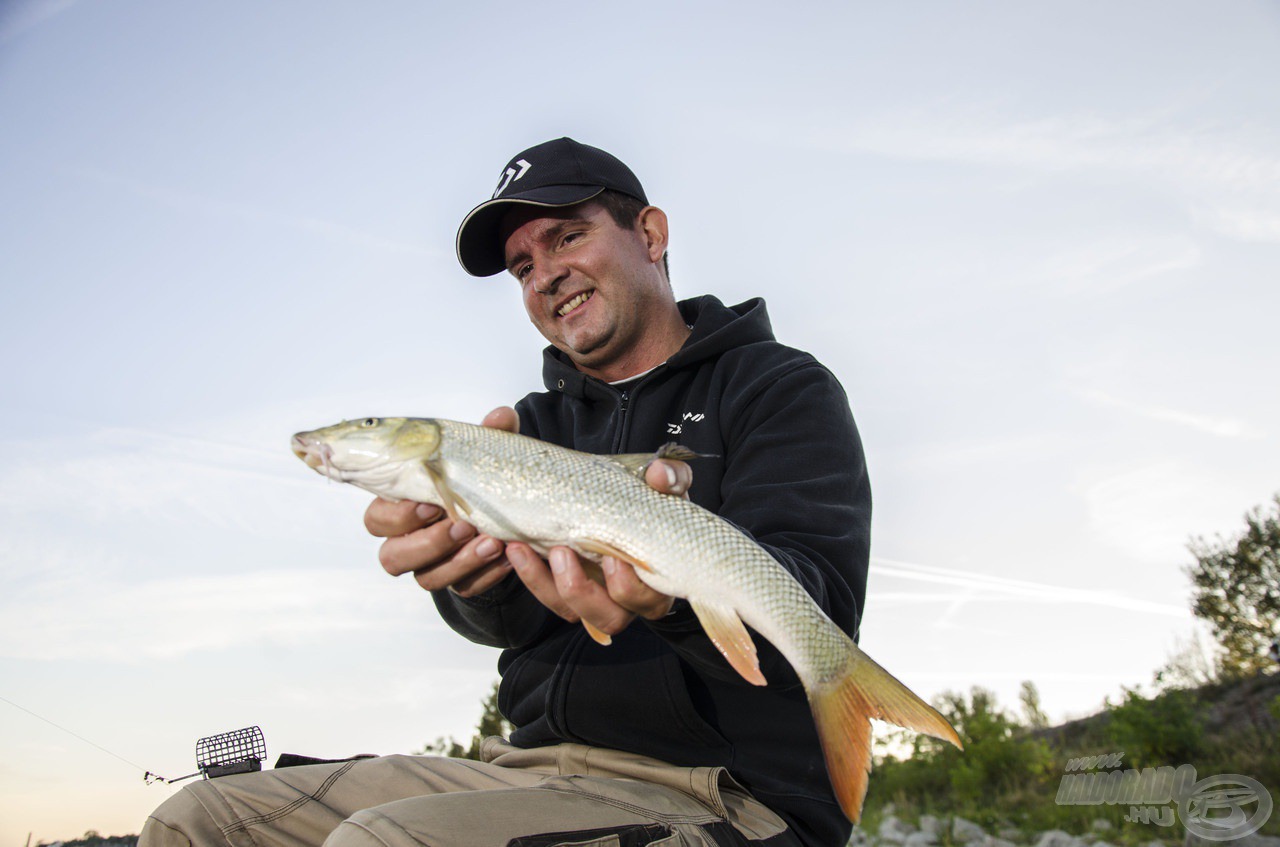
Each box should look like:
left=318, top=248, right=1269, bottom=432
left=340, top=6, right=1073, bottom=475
left=433, top=296, right=871, bottom=847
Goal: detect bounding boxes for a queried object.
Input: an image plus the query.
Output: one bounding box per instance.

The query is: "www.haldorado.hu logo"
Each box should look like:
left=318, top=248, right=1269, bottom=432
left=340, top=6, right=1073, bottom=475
left=1055, top=753, right=1273, bottom=841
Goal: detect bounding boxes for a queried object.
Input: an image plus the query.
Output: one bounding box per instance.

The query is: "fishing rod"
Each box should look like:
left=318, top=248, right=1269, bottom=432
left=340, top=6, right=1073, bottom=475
left=1, top=694, right=265, bottom=784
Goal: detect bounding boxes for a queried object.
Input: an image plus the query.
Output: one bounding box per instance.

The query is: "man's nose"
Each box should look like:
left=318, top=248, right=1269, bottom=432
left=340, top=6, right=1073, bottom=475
left=532, top=258, right=568, bottom=295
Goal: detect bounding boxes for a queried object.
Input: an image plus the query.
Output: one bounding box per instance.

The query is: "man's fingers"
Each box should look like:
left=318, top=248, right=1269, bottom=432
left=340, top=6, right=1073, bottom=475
left=600, top=556, right=675, bottom=620
left=507, top=543, right=579, bottom=623
left=547, top=547, right=636, bottom=636
left=410, top=534, right=508, bottom=592
left=379, top=519, right=472, bottom=576
left=449, top=557, right=514, bottom=598
left=365, top=497, right=443, bottom=538
left=483, top=406, right=519, bottom=433
left=645, top=459, right=691, bottom=498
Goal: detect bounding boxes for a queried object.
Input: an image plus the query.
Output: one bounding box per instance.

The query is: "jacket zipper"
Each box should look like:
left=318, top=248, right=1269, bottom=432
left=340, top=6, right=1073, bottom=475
left=612, top=388, right=631, bottom=452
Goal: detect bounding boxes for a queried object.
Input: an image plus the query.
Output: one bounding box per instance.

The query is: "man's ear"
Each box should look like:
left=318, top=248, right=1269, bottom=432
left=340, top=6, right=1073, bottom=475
left=637, top=206, right=669, bottom=265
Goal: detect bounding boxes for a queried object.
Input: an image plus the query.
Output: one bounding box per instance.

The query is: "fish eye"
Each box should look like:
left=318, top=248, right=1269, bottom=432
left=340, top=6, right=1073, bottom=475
left=361, top=418, right=379, bottom=427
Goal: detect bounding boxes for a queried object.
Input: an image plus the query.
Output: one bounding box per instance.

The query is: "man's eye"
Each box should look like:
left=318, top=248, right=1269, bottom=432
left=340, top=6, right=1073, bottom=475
left=516, top=264, right=533, bottom=282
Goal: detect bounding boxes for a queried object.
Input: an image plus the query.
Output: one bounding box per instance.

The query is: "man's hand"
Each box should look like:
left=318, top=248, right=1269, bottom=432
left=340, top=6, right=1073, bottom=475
left=506, top=456, right=688, bottom=637
left=364, top=407, right=518, bottom=598
left=366, top=404, right=688, bottom=635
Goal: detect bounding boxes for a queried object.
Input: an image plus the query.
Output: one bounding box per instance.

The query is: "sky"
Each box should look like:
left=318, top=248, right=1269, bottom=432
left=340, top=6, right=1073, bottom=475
left=1, top=0, right=1278, bottom=841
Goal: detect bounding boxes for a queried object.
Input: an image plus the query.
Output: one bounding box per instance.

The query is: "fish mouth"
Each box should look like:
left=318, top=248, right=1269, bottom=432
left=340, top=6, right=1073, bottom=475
left=291, top=434, right=335, bottom=475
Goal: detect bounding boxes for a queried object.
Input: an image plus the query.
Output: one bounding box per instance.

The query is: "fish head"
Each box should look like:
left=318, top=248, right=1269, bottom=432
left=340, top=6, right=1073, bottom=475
left=291, top=417, right=442, bottom=494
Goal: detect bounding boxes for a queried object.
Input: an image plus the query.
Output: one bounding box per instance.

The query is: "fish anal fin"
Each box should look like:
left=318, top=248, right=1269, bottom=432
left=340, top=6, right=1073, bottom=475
left=689, top=599, right=765, bottom=686
left=581, top=620, right=613, bottom=646
left=576, top=538, right=652, bottom=573
left=809, top=647, right=963, bottom=823
left=423, top=461, right=472, bottom=522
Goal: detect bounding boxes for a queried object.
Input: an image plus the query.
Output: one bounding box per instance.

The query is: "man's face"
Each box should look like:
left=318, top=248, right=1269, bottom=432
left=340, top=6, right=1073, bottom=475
left=500, top=201, right=669, bottom=378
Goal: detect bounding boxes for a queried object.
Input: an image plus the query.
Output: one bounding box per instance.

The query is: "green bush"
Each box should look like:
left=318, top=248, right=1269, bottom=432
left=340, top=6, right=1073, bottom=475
left=1104, top=686, right=1204, bottom=768
left=867, top=685, right=1056, bottom=828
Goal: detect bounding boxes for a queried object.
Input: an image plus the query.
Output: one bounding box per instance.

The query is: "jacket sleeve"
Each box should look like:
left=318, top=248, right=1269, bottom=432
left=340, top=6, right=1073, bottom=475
left=429, top=397, right=561, bottom=649
left=646, top=360, right=871, bottom=686
left=431, top=577, right=558, bottom=649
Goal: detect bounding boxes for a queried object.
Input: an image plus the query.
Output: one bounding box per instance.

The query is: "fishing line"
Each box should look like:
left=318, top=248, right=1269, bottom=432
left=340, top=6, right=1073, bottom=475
left=0, top=693, right=152, bottom=776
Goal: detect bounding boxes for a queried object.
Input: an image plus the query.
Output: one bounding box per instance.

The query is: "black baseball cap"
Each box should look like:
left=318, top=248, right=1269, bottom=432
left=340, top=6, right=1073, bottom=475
left=455, top=137, right=649, bottom=277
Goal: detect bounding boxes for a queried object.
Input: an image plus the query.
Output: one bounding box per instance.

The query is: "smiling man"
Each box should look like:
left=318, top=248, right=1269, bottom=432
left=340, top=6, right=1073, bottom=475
left=141, top=139, right=872, bottom=847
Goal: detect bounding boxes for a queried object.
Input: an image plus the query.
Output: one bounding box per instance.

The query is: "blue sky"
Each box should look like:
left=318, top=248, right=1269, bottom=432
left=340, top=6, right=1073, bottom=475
left=2, top=0, right=1278, bottom=840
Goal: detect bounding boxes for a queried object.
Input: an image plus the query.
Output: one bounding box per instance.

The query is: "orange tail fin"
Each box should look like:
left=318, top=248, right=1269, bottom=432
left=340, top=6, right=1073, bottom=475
left=809, top=648, right=962, bottom=822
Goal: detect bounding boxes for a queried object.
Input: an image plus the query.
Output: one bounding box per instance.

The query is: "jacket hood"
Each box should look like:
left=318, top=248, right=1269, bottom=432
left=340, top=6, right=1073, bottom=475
left=540, top=296, right=776, bottom=398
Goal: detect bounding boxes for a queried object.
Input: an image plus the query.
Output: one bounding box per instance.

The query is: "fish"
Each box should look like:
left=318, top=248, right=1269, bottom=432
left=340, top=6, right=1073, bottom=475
left=291, top=416, right=962, bottom=821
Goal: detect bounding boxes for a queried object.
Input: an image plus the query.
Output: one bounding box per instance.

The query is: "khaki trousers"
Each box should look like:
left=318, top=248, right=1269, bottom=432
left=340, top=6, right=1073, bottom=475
left=139, top=739, right=792, bottom=847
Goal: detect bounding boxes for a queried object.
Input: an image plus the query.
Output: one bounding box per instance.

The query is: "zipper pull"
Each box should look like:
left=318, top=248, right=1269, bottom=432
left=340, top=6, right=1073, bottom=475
left=619, top=391, right=629, bottom=412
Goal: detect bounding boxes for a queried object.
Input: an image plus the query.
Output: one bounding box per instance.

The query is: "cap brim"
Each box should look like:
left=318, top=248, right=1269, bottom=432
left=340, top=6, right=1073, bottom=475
left=455, top=185, right=606, bottom=277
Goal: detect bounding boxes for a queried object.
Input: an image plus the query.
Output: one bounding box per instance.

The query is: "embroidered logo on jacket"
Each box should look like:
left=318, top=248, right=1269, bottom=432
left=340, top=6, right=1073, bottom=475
left=666, top=412, right=705, bottom=435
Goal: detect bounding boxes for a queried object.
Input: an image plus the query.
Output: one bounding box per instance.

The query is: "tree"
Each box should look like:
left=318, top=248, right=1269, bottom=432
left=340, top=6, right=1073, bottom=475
left=1019, top=680, right=1049, bottom=730
left=1187, top=494, right=1280, bottom=678
left=418, top=680, right=513, bottom=761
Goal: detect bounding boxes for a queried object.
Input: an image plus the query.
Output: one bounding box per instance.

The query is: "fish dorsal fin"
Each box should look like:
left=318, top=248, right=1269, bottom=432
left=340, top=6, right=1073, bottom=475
left=689, top=599, right=766, bottom=686
left=603, top=443, right=708, bottom=479
left=422, top=461, right=472, bottom=522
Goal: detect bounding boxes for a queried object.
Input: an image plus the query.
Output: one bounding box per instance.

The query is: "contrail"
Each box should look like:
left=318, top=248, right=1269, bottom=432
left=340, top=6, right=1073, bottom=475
left=871, top=556, right=1186, bottom=617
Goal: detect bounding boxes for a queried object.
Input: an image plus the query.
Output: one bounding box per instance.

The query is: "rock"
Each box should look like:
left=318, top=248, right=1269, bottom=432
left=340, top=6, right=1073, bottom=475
left=1185, top=836, right=1280, bottom=847
left=984, top=838, right=1019, bottom=847
left=952, top=817, right=988, bottom=844
left=905, top=832, right=938, bottom=847
left=1091, top=820, right=1112, bottom=833
left=879, top=816, right=917, bottom=844
left=918, top=816, right=943, bottom=838
left=846, top=825, right=871, bottom=847
left=1034, top=830, right=1084, bottom=847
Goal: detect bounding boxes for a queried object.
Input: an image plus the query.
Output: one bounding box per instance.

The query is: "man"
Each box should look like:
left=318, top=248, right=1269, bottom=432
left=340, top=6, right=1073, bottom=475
left=140, top=138, right=871, bottom=847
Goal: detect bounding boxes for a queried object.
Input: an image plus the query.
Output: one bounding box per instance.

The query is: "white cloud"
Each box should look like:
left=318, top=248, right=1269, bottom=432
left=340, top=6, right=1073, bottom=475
left=0, top=569, right=444, bottom=662
left=0, top=0, right=77, bottom=44
left=794, top=105, right=1280, bottom=194
left=1193, top=205, right=1280, bottom=243
left=1078, top=389, right=1262, bottom=439
left=70, top=168, right=437, bottom=257
left=0, top=423, right=367, bottom=541
left=901, top=432, right=1069, bottom=471
left=1038, top=237, right=1202, bottom=295
left=1079, top=461, right=1245, bottom=565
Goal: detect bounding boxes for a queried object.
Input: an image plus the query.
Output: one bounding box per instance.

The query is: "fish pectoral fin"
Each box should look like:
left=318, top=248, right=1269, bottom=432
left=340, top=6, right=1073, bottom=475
left=603, top=453, right=656, bottom=479
left=576, top=539, right=652, bottom=573
left=422, top=461, right=472, bottom=522
left=654, top=442, right=711, bottom=462
left=581, top=620, right=613, bottom=646
left=602, top=444, right=712, bottom=479
left=689, top=599, right=766, bottom=686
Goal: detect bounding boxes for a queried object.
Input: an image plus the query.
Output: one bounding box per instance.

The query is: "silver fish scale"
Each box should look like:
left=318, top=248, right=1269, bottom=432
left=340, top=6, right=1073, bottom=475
left=432, top=420, right=854, bottom=687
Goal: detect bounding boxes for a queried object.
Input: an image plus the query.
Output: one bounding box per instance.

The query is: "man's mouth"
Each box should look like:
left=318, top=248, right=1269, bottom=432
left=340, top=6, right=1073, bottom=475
left=557, top=290, right=594, bottom=317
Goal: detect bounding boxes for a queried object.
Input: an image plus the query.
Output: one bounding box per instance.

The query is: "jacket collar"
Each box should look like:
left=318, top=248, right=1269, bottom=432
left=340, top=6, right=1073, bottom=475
left=539, top=296, right=777, bottom=397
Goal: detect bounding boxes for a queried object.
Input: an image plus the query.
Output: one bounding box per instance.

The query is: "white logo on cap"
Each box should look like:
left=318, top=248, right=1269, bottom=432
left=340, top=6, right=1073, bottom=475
left=492, top=159, right=532, bottom=199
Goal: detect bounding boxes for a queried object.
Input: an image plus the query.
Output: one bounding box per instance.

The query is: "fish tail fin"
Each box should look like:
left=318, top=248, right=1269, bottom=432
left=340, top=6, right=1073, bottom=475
left=809, top=647, right=962, bottom=823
